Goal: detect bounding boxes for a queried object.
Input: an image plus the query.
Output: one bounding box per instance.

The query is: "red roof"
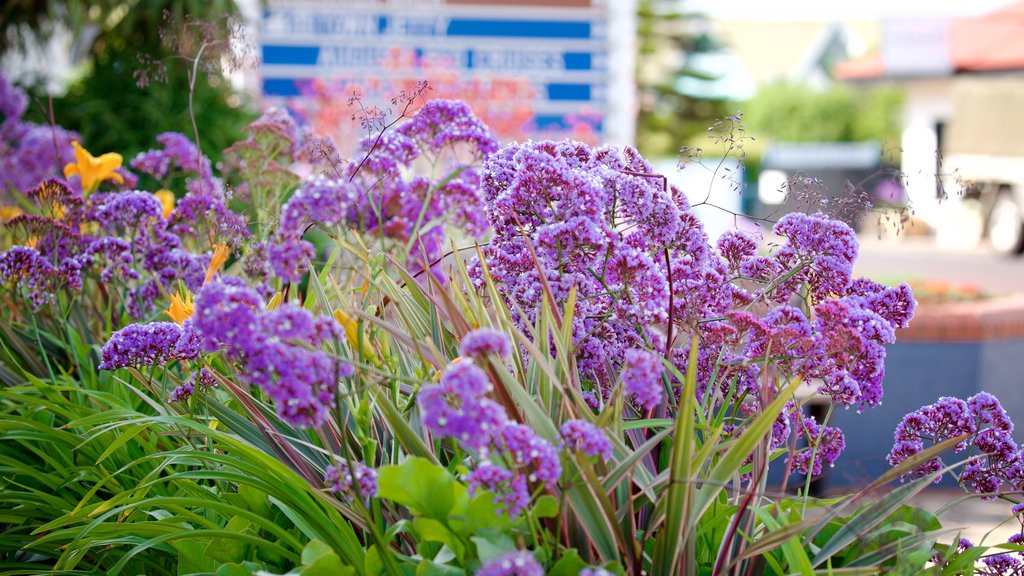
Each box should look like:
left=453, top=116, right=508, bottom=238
left=836, top=2, right=1024, bottom=80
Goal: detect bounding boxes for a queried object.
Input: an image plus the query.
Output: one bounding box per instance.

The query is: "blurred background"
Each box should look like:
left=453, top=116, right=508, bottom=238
left=3, top=0, right=1024, bottom=515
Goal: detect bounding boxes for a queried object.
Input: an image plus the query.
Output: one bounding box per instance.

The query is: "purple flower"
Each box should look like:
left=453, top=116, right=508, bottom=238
left=418, top=361, right=508, bottom=451
left=717, top=230, right=759, bottom=270
left=888, top=393, right=1021, bottom=492
left=494, top=423, right=561, bottom=489
left=0, top=73, right=28, bottom=122
left=398, top=99, right=498, bottom=160
left=90, top=191, right=165, bottom=233
left=981, top=553, right=1022, bottom=574
left=131, top=132, right=213, bottom=181
left=560, top=419, right=613, bottom=460
left=466, top=462, right=530, bottom=517
left=772, top=212, right=859, bottom=301
left=475, top=550, right=542, bottom=576
left=268, top=236, right=315, bottom=284
left=168, top=368, right=217, bottom=403
left=192, top=280, right=352, bottom=427
left=622, top=349, right=664, bottom=411
left=325, top=460, right=378, bottom=505
left=98, top=321, right=200, bottom=370
left=788, top=413, right=845, bottom=476
left=278, top=175, right=359, bottom=237
left=460, top=328, right=511, bottom=359
left=580, top=568, right=615, bottom=576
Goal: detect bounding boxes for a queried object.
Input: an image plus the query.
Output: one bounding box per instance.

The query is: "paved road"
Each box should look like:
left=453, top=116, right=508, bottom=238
left=855, top=237, right=1024, bottom=296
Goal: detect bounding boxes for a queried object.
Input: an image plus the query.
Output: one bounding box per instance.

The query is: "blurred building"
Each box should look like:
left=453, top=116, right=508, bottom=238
left=836, top=2, right=1024, bottom=254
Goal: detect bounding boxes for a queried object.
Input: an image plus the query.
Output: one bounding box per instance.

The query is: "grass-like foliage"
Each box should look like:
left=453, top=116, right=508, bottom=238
left=1, top=71, right=1023, bottom=576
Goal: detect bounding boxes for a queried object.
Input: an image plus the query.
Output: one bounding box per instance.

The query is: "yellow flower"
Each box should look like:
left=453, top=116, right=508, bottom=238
left=266, top=290, right=283, bottom=311
left=0, top=206, right=22, bottom=222
left=63, top=141, right=124, bottom=194
left=204, top=243, right=230, bottom=285
left=333, top=309, right=381, bottom=367
left=164, top=288, right=195, bottom=325
left=154, top=189, right=176, bottom=219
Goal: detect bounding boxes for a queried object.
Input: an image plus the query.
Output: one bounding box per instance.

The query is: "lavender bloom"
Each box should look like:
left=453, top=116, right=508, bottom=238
left=772, top=212, right=859, bottom=301
left=98, top=321, right=199, bottom=370
left=131, top=132, right=213, bottom=180
left=495, top=423, right=561, bottom=489
left=579, top=569, right=615, bottom=576
left=248, top=107, right=305, bottom=160
left=278, top=175, right=358, bottom=237
left=475, top=550, right=543, bottom=576
left=90, top=191, right=165, bottom=233
left=352, top=131, right=418, bottom=176
left=168, top=368, right=217, bottom=403
left=622, top=349, right=664, bottom=412
left=418, top=361, right=508, bottom=451
left=325, top=460, right=378, bottom=505
left=980, top=553, right=1022, bottom=575
left=0, top=123, right=78, bottom=193
left=717, top=230, right=759, bottom=270
left=0, top=245, right=89, bottom=309
left=398, top=99, right=499, bottom=159
left=268, top=237, right=315, bottom=284
left=466, top=462, right=530, bottom=517
left=888, top=393, right=1020, bottom=491
left=788, top=413, right=845, bottom=476
left=560, top=419, right=613, bottom=460
left=460, top=328, right=511, bottom=359
left=193, top=280, right=353, bottom=427
left=0, top=73, right=27, bottom=122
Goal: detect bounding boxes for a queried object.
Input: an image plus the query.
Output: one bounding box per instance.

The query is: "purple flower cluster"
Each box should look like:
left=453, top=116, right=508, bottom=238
left=132, top=132, right=214, bottom=183
left=324, top=460, right=378, bottom=505
left=466, top=462, right=529, bottom=517
left=132, top=132, right=248, bottom=247
left=396, top=99, right=498, bottom=160
left=418, top=357, right=563, bottom=516
left=192, top=281, right=352, bottom=427
left=460, top=328, right=511, bottom=359
left=473, top=140, right=725, bottom=386
left=788, top=412, right=845, bottom=476
left=559, top=419, right=613, bottom=460
left=98, top=321, right=201, bottom=370
left=0, top=75, right=79, bottom=194
left=888, top=392, right=1022, bottom=496
left=168, top=367, right=217, bottom=403
left=622, top=349, right=664, bottom=412
left=418, top=361, right=508, bottom=451
left=475, top=550, right=542, bottom=576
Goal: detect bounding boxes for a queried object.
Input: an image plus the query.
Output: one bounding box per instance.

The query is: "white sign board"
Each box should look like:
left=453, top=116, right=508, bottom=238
left=259, top=0, right=635, bottom=144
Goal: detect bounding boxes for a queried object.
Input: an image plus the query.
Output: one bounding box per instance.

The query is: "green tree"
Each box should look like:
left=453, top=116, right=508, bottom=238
left=636, top=0, right=729, bottom=158
left=6, top=0, right=255, bottom=163
left=744, top=81, right=902, bottom=144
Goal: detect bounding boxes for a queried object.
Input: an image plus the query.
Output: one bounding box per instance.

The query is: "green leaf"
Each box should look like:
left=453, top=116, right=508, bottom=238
left=377, top=457, right=455, bottom=521
left=532, top=495, right=559, bottom=519
left=205, top=516, right=255, bottom=564
left=548, top=549, right=587, bottom=576
left=216, top=562, right=261, bottom=576
left=413, top=517, right=465, bottom=560
left=301, top=540, right=356, bottom=576
left=415, top=560, right=466, bottom=576
left=173, top=538, right=219, bottom=575
left=469, top=533, right=517, bottom=563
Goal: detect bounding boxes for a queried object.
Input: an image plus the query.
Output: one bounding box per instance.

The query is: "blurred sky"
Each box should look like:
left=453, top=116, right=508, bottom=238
left=685, top=0, right=1019, bottom=20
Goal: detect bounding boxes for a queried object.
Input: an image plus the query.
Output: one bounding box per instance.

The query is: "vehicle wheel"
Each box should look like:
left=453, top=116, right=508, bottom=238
left=988, top=192, right=1024, bottom=255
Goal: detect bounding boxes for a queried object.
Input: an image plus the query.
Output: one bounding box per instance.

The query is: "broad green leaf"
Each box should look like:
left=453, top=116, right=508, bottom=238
left=377, top=457, right=455, bottom=521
